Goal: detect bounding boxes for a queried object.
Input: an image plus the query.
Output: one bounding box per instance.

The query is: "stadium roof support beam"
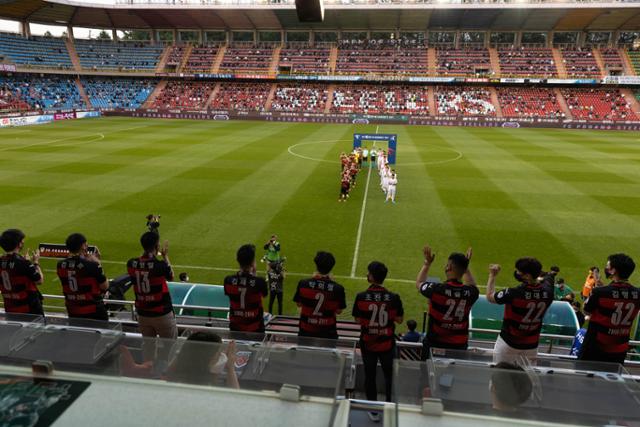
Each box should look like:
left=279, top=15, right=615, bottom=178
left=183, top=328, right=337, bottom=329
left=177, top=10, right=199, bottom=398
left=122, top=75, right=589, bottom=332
left=19, top=21, right=30, bottom=38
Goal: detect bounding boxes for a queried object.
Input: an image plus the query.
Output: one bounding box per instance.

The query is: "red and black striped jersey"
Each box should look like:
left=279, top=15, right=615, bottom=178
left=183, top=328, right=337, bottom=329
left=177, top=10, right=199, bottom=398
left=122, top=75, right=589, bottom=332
left=580, top=281, right=640, bottom=363
left=57, top=256, right=107, bottom=317
left=420, top=279, right=479, bottom=349
left=224, top=271, right=268, bottom=333
left=0, top=253, right=42, bottom=314
left=293, top=276, right=347, bottom=339
left=493, top=282, right=553, bottom=350
left=127, top=255, right=174, bottom=317
left=352, top=285, right=404, bottom=352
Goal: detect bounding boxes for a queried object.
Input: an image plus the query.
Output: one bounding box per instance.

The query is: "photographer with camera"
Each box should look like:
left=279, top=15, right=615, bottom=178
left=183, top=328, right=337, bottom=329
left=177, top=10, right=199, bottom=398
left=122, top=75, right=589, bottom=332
left=263, top=235, right=281, bottom=267
left=146, top=214, right=161, bottom=235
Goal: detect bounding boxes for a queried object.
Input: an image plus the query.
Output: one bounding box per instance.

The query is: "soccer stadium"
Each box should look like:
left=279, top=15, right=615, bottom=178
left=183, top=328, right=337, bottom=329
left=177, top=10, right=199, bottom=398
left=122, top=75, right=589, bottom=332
left=1, top=0, right=640, bottom=425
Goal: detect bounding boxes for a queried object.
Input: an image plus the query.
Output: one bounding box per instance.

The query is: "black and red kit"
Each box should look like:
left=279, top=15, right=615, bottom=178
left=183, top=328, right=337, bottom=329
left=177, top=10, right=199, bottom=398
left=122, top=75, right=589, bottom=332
left=579, top=281, right=640, bottom=364
left=57, top=256, right=108, bottom=320
left=420, top=279, right=479, bottom=349
left=493, top=282, right=553, bottom=349
left=127, top=255, right=174, bottom=317
left=294, top=276, right=347, bottom=339
left=0, top=253, right=42, bottom=315
left=224, top=271, right=268, bottom=333
left=352, top=285, right=404, bottom=352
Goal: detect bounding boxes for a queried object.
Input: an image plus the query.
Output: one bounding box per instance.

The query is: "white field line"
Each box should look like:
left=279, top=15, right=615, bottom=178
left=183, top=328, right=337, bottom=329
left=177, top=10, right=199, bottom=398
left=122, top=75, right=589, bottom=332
left=349, top=125, right=379, bottom=278
left=0, top=124, right=150, bottom=152
left=80, top=259, right=415, bottom=284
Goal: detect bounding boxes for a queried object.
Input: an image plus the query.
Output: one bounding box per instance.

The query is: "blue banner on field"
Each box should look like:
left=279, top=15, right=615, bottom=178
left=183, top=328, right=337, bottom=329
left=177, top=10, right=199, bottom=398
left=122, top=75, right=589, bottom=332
left=353, top=133, right=397, bottom=164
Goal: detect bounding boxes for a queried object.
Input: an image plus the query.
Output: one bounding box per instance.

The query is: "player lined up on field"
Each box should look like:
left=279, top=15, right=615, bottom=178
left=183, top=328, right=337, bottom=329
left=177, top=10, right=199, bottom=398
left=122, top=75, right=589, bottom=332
left=1, top=228, right=639, bottom=372
left=339, top=147, right=398, bottom=203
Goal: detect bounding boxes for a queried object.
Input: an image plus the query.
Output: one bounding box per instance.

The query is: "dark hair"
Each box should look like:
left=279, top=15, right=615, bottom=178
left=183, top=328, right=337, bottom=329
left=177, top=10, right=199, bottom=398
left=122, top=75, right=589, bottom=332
left=65, top=233, right=87, bottom=253
left=572, top=300, right=581, bottom=310
left=140, top=231, right=159, bottom=253
left=314, top=251, right=336, bottom=275
left=550, top=266, right=560, bottom=273
left=590, top=266, right=599, bottom=272
left=557, top=278, right=565, bottom=284
left=0, top=229, right=25, bottom=252
left=491, top=362, right=533, bottom=409
left=407, top=319, right=417, bottom=331
left=368, top=261, right=388, bottom=284
left=236, top=244, right=256, bottom=268
left=179, top=272, right=189, bottom=281
left=515, top=257, right=542, bottom=279
left=448, top=253, right=469, bottom=276
left=608, top=253, right=636, bottom=280
left=168, top=331, right=223, bottom=386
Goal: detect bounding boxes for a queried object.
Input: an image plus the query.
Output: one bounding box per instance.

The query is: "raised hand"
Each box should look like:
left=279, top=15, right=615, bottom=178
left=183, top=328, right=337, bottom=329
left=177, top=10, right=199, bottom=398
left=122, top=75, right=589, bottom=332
left=488, top=264, right=501, bottom=276
left=423, top=245, right=435, bottom=265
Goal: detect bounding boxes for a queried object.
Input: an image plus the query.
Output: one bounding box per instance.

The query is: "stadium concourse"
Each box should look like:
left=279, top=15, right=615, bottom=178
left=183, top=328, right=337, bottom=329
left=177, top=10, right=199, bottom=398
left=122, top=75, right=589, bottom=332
left=2, top=0, right=640, bottom=424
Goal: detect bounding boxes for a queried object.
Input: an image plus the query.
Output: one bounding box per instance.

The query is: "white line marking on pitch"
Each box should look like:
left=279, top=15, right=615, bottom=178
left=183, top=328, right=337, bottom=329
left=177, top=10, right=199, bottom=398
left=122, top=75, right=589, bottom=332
left=89, top=259, right=415, bottom=284
left=349, top=125, right=379, bottom=278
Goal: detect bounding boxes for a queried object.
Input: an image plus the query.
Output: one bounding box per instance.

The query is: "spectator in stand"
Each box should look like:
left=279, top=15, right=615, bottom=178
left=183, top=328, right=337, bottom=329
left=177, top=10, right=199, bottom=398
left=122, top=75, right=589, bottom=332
left=223, top=244, right=268, bottom=333
left=294, top=251, right=346, bottom=339
left=554, top=278, right=574, bottom=302
left=127, top=232, right=177, bottom=361
left=579, top=254, right=640, bottom=365
left=352, top=261, right=404, bottom=422
left=572, top=300, right=585, bottom=328
left=401, top=319, right=422, bottom=343
left=582, top=266, right=602, bottom=300
left=57, top=233, right=109, bottom=322
left=0, top=229, right=44, bottom=316
left=486, top=258, right=554, bottom=364
left=416, top=245, right=479, bottom=360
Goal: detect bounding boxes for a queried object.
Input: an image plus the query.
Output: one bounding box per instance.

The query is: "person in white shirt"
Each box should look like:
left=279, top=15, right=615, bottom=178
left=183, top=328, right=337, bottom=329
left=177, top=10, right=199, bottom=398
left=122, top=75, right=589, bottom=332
left=385, top=171, right=398, bottom=204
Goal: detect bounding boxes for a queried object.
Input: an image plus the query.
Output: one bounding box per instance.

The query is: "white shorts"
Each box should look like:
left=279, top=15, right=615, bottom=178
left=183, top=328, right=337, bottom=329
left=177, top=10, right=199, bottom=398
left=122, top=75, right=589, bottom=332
left=387, top=186, right=396, bottom=197
left=492, top=335, right=538, bottom=365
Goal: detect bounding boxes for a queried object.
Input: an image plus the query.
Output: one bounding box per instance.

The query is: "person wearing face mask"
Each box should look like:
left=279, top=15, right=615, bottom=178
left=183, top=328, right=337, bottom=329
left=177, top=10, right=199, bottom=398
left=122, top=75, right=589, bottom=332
left=486, top=257, right=553, bottom=364
left=416, top=244, right=478, bottom=360
left=578, top=254, right=640, bottom=365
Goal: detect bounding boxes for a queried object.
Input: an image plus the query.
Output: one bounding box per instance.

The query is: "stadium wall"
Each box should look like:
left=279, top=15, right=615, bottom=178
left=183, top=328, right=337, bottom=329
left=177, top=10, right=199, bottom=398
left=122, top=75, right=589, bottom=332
left=106, top=108, right=640, bottom=131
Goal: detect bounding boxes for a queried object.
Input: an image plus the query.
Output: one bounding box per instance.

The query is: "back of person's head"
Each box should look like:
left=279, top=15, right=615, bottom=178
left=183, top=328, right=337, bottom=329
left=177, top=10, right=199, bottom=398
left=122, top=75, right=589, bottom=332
left=140, top=231, right=159, bottom=253
left=169, top=331, right=223, bottom=385
left=557, top=278, right=565, bottom=285
left=0, top=229, right=25, bottom=252
left=550, top=265, right=560, bottom=273
left=491, top=362, right=533, bottom=409
left=314, top=251, right=336, bottom=275
left=236, top=244, right=256, bottom=269
left=179, top=272, right=189, bottom=282
left=515, top=257, right=543, bottom=280
left=447, top=252, right=469, bottom=277
left=66, top=233, right=87, bottom=253
left=367, top=261, right=388, bottom=284
left=607, top=253, right=635, bottom=280
left=407, top=319, right=417, bottom=331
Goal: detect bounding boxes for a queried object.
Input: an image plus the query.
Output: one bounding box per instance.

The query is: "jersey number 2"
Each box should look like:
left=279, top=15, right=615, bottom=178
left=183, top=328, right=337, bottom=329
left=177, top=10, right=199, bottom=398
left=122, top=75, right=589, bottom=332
left=611, top=302, right=635, bottom=326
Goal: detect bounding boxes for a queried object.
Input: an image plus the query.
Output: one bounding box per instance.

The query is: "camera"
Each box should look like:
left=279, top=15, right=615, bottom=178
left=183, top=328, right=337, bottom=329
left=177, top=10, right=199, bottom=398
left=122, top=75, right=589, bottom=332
left=146, top=214, right=161, bottom=233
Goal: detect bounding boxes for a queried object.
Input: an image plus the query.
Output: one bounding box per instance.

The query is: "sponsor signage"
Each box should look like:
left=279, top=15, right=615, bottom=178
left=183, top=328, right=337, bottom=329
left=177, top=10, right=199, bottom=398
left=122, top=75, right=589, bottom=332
left=54, top=112, right=76, bottom=121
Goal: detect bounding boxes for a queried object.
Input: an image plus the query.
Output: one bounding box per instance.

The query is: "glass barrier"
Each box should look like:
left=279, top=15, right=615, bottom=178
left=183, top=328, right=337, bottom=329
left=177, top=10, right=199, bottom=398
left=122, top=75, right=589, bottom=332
left=395, top=350, right=640, bottom=426
left=0, top=319, right=346, bottom=398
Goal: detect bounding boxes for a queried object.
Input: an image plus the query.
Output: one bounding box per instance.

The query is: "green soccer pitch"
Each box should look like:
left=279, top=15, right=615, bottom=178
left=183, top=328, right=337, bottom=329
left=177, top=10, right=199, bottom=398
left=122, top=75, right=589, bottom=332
left=1, top=116, right=639, bottom=322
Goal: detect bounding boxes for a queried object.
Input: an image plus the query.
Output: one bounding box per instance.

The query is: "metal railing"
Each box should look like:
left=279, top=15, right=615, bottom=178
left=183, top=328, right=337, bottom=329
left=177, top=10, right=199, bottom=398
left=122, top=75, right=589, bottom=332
left=114, top=0, right=640, bottom=5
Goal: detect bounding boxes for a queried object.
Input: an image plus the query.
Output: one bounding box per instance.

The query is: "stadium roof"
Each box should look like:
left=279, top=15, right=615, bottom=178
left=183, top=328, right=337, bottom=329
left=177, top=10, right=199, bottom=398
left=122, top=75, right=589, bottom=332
left=1, top=0, right=640, bottom=31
